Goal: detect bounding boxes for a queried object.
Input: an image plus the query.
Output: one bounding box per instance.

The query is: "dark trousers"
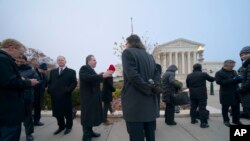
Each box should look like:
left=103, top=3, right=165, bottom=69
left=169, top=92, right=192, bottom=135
left=24, top=102, right=34, bottom=135
left=164, top=103, right=175, bottom=123
left=222, top=104, right=240, bottom=123
left=190, top=98, right=208, bottom=124
left=126, top=121, right=155, bottom=141
left=82, top=126, right=93, bottom=140
left=34, top=92, right=44, bottom=123
left=56, top=114, right=73, bottom=129
left=0, top=124, right=21, bottom=141
left=246, top=108, right=250, bottom=118
left=103, top=102, right=113, bottom=121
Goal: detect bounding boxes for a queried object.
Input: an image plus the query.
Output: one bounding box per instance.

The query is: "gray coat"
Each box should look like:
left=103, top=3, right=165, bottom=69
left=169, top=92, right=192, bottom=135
left=162, top=65, right=179, bottom=104
left=121, top=47, right=159, bottom=122
left=240, top=58, right=250, bottom=108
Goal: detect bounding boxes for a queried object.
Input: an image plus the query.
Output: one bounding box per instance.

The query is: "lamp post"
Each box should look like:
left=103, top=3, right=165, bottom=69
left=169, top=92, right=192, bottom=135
left=209, top=70, right=214, bottom=95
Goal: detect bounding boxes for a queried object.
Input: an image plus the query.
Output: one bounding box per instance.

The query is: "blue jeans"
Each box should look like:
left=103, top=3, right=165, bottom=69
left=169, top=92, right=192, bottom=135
left=0, top=124, right=21, bottom=141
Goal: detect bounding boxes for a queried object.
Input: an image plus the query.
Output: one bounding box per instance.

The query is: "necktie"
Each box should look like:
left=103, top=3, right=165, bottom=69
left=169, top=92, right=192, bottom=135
left=59, top=68, right=63, bottom=75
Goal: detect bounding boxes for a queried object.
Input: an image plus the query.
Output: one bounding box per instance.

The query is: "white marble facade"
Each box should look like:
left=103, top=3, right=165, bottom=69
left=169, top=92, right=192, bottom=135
left=152, top=38, right=205, bottom=83
left=152, top=38, right=224, bottom=90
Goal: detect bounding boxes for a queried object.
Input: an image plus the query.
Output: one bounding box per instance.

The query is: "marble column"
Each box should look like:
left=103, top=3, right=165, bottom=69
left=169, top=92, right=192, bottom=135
left=187, top=52, right=191, bottom=74
left=169, top=52, right=172, bottom=66
left=182, top=52, right=185, bottom=74
left=175, top=52, right=178, bottom=74
left=163, top=53, right=166, bottom=70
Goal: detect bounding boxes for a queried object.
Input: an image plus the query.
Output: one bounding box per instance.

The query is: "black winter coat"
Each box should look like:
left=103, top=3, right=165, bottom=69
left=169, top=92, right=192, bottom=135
left=162, top=65, right=179, bottom=104
left=102, top=77, right=115, bottom=103
left=48, top=67, right=77, bottom=117
left=0, top=50, right=31, bottom=126
left=18, top=64, right=39, bottom=102
left=34, top=68, right=47, bottom=102
left=215, top=68, right=240, bottom=105
left=79, top=65, right=104, bottom=126
left=121, top=47, right=159, bottom=122
left=186, top=70, right=215, bottom=99
left=239, top=58, right=250, bottom=108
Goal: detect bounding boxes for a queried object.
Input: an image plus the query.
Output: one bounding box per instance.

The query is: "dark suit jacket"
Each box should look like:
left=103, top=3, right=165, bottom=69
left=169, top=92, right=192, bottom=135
left=48, top=67, right=77, bottom=117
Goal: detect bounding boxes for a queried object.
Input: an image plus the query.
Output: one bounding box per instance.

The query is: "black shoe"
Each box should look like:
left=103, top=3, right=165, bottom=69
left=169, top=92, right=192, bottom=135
left=191, top=119, right=198, bottom=124
left=64, top=128, right=71, bottom=135
left=166, top=121, right=177, bottom=126
left=26, top=135, right=33, bottom=141
left=34, top=121, right=44, bottom=126
left=82, top=136, right=91, bottom=141
left=54, top=128, right=65, bottom=135
left=224, top=121, right=230, bottom=127
left=200, top=123, right=209, bottom=128
left=91, top=131, right=101, bottom=137
left=232, top=121, right=244, bottom=125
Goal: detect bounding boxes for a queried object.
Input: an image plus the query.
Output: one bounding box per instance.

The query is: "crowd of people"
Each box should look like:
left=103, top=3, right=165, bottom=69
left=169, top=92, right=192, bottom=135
left=0, top=36, right=250, bottom=141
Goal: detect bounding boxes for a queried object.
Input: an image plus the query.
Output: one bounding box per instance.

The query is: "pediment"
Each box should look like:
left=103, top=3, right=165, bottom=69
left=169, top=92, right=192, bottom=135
left=160, top=38, right=204, bottom=48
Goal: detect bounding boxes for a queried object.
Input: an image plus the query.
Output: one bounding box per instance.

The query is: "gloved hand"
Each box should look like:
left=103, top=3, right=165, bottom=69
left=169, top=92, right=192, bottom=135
left=233, top=76, right=243, bottom=83
left=152, top=83, right=163, bottom=95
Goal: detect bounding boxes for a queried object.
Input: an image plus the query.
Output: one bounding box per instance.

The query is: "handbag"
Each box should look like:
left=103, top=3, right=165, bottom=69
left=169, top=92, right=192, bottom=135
left=174, top=91, right=190, bottom=105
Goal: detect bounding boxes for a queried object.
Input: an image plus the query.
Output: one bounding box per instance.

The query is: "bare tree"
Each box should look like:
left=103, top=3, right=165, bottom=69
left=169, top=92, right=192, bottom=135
left=113, top=35, right=158, bottom=59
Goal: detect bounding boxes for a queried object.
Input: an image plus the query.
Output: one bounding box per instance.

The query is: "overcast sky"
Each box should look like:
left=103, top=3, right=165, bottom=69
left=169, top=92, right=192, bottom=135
left=0, top=0, right=249, bottom=74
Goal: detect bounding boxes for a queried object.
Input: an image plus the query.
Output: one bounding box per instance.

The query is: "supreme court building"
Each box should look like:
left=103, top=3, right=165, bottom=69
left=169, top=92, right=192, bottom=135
left=152, top=38, right=222, bottom=89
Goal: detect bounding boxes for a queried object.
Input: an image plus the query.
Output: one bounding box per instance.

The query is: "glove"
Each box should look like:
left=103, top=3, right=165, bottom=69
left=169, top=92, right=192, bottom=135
left=152, top=83, right=163, bottom=95
left=233, top=76, right=243, bottom=83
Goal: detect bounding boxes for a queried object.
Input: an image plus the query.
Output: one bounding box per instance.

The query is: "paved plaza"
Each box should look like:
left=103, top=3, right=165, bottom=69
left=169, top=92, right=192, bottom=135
left=20, top=92, right=250, bottom=141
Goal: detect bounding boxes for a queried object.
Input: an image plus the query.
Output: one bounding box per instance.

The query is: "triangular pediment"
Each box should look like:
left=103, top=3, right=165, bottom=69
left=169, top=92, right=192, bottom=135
left=160, top=38, right=205, bottom=47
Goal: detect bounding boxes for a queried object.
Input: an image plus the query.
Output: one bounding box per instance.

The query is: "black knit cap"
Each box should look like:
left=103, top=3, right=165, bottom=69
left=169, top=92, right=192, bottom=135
left=240, top=46, right=250, bottom=56
left=39, top=63, right=48, bottom=70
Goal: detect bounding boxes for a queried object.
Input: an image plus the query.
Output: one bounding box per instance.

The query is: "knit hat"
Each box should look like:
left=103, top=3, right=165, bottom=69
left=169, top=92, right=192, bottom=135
left=108, top=64, right=115, bottom=72
left=240, top=46, right=250, bottom=56
left=39, top=63, right=48, bottom=70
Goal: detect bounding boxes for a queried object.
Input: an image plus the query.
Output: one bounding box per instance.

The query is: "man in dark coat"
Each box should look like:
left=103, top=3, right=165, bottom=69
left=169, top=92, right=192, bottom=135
left=0, top=39, right=39, bottom=141
left=47, top=56, right=77, bottom=135
left=33, top=63, right=48, bottom=126
left=238, top=46, right=250, bottom=118
left=186, top=63, right=215, bottom=128
left=162, top=65, right=180, bottom=126
left=215, top=60, right=242, bottom=127
left=102, top=65, right=116, bottom=125
left=79, top=55, right=111, bottom=141
left=121, top=34, right=159, bottom=141
left=18, top=55, right=39, bottom=141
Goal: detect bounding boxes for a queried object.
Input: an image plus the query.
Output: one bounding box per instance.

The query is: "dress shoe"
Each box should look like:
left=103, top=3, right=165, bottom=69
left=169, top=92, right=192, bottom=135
left=166, top=121, right=177, bottom=126
left=26, top=135, right=33, bottom=141
left=34, top=121, right=44, bottom=126
left=54, top=128, right=65, bottom=135
left=91, top=131, right=101, bottom=137
left=224, top=121, right=230, bottom=127
left=82, top=136, right=91, bottom=141
left=64, top=128, right=72, bottom=135
left=232, top=121, right=244, bottom=125
left=191, top=119, right=198, bottom=124
left=200, top=123, right=209, bottom=128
